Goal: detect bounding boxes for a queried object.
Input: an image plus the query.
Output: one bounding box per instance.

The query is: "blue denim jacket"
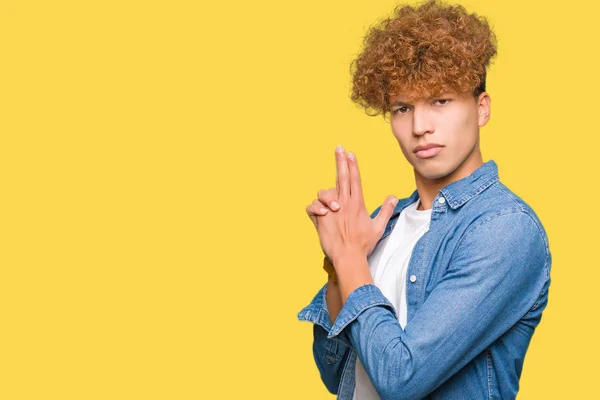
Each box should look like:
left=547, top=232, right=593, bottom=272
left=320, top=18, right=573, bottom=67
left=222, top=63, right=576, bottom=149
left=297, top=160, right=552, bottom=399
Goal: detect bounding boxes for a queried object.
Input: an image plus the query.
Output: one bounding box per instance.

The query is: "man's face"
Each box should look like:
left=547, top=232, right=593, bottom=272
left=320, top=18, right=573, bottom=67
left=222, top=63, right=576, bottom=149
left=389, top=90, right=490, bottom=182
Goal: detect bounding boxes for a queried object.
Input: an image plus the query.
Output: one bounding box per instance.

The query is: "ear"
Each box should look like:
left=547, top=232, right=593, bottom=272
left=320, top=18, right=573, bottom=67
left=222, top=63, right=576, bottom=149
left=477, top=92, right=491, bottom=127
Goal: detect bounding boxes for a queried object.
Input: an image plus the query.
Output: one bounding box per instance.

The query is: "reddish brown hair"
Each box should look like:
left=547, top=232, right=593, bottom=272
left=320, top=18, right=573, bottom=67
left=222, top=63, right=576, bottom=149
left=350, top=0, right=498, bottom=117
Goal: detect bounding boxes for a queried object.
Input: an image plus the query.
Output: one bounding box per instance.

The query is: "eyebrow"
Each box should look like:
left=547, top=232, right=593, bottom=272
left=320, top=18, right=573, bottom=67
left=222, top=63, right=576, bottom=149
left=390, top=94, right=453, bottom=107
left=390, top=100, right=413, bottom=107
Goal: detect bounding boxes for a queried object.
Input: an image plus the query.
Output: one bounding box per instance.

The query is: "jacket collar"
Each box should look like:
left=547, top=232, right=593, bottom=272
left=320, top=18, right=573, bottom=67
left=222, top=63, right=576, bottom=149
left=390, top=159, right=499, bottom=217
left=439, top=159, right=499, bottom=210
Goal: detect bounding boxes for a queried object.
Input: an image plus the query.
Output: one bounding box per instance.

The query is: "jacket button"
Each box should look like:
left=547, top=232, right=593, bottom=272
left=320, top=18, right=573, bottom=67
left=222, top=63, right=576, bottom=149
left=438, top=197, right=446, bottom=204
left=409, top=275, right=417, bottom=283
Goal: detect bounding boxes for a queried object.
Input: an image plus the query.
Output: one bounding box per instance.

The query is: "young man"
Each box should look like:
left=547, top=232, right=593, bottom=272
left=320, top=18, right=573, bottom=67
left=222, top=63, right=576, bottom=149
left=297, top=1, right=552, bottom=399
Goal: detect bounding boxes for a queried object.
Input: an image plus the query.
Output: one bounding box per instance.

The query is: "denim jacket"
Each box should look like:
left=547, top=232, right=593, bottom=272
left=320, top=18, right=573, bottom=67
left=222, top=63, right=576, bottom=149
left=297, top=160, right=552, bottom=399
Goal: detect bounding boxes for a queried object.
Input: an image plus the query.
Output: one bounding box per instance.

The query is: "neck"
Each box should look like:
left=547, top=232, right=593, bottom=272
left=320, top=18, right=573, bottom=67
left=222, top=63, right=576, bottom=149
left=415, top=146, right=484, bottom=211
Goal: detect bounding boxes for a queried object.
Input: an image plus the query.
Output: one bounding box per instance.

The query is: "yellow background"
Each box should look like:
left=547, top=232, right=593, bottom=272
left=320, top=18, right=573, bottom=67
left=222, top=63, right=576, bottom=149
left=0, top=0, right=596, bottom=398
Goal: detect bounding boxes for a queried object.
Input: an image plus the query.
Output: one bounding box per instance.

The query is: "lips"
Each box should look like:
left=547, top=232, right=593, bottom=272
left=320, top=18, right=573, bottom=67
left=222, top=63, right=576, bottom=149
left=413, top=143, right=443, bottom=153
left=413, top=143, right=444, bottom=159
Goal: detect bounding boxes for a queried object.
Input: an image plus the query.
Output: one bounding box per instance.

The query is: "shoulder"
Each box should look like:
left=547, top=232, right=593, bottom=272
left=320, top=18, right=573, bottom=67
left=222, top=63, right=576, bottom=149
left=466, top=181, right=549, bottom=245
left=455, top=181, right=551, bottom=275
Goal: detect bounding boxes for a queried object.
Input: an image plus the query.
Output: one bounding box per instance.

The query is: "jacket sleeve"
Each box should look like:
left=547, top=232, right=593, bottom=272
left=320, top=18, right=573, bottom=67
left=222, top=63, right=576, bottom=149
left=297, top=281, right=354, bottom=394
left=313, top=323, right=352, bottom=394
left=326, top=211, right=551, bottom=400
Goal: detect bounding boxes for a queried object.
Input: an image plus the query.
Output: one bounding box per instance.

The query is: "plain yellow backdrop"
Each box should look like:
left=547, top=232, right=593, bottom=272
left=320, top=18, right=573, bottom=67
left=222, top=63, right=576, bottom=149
left=0, top=0, right=597, bottom=398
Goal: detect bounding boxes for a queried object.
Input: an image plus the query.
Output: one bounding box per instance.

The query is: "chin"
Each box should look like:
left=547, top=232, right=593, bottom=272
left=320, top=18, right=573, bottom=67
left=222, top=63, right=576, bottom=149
left=414, top=162, right=455, bottom=181
left=420, top=171, right=451, bottom=181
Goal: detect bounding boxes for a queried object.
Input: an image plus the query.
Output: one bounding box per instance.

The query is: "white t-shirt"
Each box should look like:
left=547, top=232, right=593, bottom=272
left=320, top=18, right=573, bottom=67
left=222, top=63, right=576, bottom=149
left=353, top=198, right=432, bottom=400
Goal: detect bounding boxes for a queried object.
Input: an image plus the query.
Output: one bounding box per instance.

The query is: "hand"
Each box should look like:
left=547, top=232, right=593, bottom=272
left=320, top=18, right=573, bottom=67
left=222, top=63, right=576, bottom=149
left=315, top=145, right=398, bottom=265
left=306, top=187, right=342, bottom=262
left=305, top=188, right=342, bottom=229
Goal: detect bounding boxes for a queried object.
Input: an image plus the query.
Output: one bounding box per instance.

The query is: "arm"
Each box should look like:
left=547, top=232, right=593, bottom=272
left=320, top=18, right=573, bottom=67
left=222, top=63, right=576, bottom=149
left=326, top=275, right=343, bottom=326
left=298, top=198, right=391, bottom=394
left=326, top=211, right=551, bottom=399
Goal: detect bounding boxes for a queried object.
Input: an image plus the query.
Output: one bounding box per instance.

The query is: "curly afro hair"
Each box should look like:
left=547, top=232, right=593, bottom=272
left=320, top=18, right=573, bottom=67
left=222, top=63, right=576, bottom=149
left=350, top=0, right=498, bottom=117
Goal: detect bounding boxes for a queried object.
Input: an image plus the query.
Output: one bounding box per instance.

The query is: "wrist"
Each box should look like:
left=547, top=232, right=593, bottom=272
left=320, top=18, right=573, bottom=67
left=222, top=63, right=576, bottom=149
left=332, top=249, right=367, bottom=268
left=332, top=251, right=373, bottom=304
left=322, top=256, right=338, bottom=283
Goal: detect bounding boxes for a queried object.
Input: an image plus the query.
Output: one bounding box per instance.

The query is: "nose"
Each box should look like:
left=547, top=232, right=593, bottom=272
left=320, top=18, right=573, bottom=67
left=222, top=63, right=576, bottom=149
left=412, top=106, right=434, bottom=136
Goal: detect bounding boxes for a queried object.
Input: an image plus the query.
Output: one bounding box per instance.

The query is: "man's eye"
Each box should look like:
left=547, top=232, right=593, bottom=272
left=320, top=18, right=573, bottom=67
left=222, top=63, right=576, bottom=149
left=434, top=99, right=451, bottom=105
left=393, top=106, right=410, bottom=115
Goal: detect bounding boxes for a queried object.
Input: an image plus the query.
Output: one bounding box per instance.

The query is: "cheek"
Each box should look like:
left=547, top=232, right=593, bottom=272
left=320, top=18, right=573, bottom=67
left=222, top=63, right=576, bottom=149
left=444, top=111, right=478, bottom=147
left=461, top=105, right=480, bottom=131
left=391, top=123, right=412, bottom=157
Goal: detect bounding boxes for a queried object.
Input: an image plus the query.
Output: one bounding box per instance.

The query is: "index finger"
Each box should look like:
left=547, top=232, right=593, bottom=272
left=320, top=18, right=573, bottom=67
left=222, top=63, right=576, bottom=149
left=335, top=145, right=350, bottom=200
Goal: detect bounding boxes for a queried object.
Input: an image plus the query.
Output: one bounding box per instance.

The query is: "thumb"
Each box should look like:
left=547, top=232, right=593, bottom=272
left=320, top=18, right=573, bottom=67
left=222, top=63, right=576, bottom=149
left=374, top=195, right=398, bottom=234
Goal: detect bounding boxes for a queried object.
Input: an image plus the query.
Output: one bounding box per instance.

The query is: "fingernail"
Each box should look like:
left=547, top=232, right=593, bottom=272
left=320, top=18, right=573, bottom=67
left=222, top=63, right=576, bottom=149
left=347, top=152, right=355, bottom=160
left=391, top=197, right=398, bottom=206
left=336, top=145, right=344, bottom=153
left=320, top=208, right=328, bottom=213
left=331, top=201, right=339, bottom=210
